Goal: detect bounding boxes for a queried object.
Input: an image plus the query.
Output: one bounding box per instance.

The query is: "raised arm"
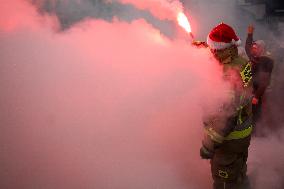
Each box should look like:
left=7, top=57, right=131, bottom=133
left=245, top=25, right=254, bottom=60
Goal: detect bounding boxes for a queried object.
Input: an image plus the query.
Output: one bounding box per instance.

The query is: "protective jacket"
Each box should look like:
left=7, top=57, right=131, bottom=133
left=202, top=45, right=253, bottom=156
left=200, top=45, right=253, bottom=188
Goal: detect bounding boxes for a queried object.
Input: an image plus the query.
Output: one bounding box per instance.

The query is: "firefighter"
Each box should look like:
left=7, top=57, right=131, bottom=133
left=245, top=25, right=274, bottom=125
left=199, top=23, right=253, bottom=189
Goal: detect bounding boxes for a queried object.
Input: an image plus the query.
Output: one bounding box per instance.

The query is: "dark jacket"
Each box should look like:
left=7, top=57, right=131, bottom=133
left=245, top=34, right=274, bottom=99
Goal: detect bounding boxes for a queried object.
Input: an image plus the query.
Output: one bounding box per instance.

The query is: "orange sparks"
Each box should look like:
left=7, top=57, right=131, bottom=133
left=177, top=12, right=192, bottom=34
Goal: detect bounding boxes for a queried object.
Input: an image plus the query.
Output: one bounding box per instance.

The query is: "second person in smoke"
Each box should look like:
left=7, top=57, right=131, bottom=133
left=199, top=23, right=253, bottom=189
left=245, top=24, right=274, bottom=126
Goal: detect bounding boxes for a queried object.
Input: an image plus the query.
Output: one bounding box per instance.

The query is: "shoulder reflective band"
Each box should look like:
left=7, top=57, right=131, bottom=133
left=225, top=125, right=252, bottom=140
left=204, top=127, right=224, bottom=143
left=240, top=63, right=252, bottom=87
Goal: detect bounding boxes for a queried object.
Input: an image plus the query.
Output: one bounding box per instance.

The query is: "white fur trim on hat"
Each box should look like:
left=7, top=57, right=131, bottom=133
left=232, top=39, right=241, bottom=46
left=207, top=36, right=241, bottom=50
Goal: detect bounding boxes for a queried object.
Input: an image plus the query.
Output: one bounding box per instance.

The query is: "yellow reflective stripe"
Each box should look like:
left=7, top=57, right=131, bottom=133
left=238, top=107, right=243, bottom=125
left=205, top=127, right=224, bottom=143
left=225, top=126, right=252, bottom=140
left=240, top=63, right=252, bottom=87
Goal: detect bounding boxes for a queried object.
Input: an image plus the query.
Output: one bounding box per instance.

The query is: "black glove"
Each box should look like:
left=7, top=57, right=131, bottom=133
left=200, top=146, right=214, bottom=159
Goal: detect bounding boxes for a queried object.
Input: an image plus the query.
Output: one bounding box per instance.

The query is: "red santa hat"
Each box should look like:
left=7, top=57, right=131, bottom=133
left=207, top=23, right=241, bottom=50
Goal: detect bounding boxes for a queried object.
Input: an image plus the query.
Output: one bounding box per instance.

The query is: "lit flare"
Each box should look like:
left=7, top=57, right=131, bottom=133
left=177, top=12, right=194, bottom=39
left=177, top=12, right=192, bottom=33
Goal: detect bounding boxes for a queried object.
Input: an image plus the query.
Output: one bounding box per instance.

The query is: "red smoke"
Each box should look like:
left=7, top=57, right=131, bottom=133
left=119, top=0, right=183, bottom=20
left=0, top=0, right=59, bottom=32
left=0, top=0, right=36, bottom=31
left=0, top=1, right=230, bottom=189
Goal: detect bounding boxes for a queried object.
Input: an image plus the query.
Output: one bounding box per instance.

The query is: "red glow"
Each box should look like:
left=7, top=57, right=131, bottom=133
left=119, top=0, right=183, bottom=20
left=177, top=12, right=192, bottom=33
left=0, top=1, right=230, bottom=189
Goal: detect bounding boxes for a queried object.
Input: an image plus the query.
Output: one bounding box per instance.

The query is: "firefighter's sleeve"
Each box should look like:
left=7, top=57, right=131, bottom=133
left=200, top=105, right=236, bottom=159
left=245, top=33, right=254, bottom=60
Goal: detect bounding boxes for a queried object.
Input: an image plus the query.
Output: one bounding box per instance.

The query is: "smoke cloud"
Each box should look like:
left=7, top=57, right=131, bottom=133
left=184, top=1, right=284, bottom=188
left=248, top=132, right=284, bottom=189
left=0, top=0, right=230, bottom=189
left=1, top=0, right=284, bottom=188
left=28, top=0, right=176, bottom=37
left=118, top=0, right=183, bottom=20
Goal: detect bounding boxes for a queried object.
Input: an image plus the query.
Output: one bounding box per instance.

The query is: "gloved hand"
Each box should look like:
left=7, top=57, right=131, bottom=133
left=192, top=40, right=208, bottom=48
left=200, top=146, right=214, bottom=159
